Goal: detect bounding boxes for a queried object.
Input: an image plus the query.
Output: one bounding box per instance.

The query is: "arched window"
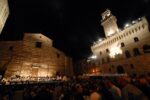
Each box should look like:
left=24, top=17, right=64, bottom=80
left=117, top=65, right=125, bottom=74
left=134, top=37, right=139, bottom=42
left=125, top=50, right=131, bottom=58
left=106, top=49, right=109, bottom=53
left=121, top=42, right=125, bottom=47
left=133, top=48, right=140, bottom=56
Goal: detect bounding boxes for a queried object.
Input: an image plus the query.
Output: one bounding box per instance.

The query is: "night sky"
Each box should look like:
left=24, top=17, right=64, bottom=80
left=0, top=0, right=150, bottom=60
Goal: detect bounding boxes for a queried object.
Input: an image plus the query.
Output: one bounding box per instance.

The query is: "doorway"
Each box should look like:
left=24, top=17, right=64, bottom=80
left=117, top=65, right=125, bottom=74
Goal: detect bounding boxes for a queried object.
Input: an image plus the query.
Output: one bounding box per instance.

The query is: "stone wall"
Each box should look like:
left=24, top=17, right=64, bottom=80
left=0, top=33, right=73, bottom=80
left=90, top=10, right=150, bottom=76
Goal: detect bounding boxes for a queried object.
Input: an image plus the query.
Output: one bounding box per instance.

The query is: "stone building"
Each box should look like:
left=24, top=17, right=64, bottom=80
left=0, top=33, right=73, bottom=80
left=91, top=9, right=150, bottom=76
left=0, top=0, right=9, bottom=34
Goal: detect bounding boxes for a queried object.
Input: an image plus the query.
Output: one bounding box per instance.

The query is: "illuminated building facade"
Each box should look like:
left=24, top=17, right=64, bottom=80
left=0, top=33, right=73, bottom=80
left=91, top=9, right=150, bottom=76
left=0, top=0, right=9, bottom=34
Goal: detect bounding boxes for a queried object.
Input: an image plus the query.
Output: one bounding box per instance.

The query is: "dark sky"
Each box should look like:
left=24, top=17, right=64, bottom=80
left=0, top=0, right=150, bottom=60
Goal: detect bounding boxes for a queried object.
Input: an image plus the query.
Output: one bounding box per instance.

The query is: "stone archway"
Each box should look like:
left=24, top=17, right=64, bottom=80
left=117, top=65, right=125, bottom=74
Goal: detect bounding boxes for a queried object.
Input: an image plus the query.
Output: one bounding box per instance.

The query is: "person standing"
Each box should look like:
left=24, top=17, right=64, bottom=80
left=119, top=76, right=148, bottom=100
left=106, top=81, right=122, bottom=100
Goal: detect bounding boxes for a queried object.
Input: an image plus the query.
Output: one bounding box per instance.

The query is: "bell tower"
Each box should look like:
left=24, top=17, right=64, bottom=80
left=101, top=9, right=119, bottom=37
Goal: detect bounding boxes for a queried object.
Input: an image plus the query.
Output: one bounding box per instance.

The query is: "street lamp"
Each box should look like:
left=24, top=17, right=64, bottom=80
left=89, top=55, right=97, bottom=59
left=87, top=55, right=97, bottom=75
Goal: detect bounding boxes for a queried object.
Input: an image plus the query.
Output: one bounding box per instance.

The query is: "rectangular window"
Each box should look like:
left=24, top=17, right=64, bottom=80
left=125, top=50, right=131, bottom=58
left=35, top=42, right=42, bottom=48
left=133, top=48, right=140, bottom=56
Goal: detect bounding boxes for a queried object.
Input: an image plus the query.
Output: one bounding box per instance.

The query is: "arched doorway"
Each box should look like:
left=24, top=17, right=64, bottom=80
left=117, top=65, right=125, bottom=74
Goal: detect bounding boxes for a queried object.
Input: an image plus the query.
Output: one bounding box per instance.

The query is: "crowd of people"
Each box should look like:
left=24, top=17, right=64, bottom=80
left=0, top=74, right=150, bottom=100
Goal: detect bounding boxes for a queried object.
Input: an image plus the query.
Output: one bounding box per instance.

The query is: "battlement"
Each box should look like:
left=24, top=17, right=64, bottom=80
left=101, top=9, right=112, bottom=20
left=92, top=16, right=149, bottom=51
left=101, top=9, right=119, bottom=37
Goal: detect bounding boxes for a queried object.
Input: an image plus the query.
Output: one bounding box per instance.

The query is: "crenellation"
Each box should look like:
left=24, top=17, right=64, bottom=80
left=90, top=9, right=150, bottom=76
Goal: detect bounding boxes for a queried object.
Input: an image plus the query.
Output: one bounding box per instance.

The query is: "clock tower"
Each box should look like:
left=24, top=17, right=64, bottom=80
left=101, top=9, right=119, bottom=37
